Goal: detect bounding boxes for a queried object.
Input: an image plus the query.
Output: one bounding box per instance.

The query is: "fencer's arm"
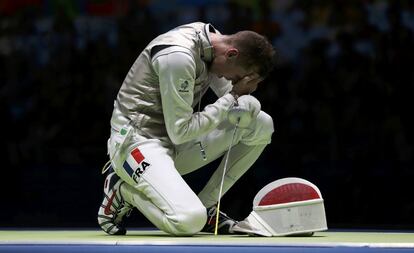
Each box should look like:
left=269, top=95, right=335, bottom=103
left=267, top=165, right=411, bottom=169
left=152, top=50, right=236, bottom=145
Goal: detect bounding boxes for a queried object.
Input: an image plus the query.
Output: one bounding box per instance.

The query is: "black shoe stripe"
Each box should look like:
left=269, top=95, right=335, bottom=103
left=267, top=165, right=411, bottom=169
left=98, top=214, right=112, bottom=220
left=104, top=193, right=110, bottom=201
left=113, top=203, right=120, bottom=210
left=99, top=220, right=115, bottom=227
left=114, top=193, right=121, bottom=205
left=107, top=224, right=116, bottom=233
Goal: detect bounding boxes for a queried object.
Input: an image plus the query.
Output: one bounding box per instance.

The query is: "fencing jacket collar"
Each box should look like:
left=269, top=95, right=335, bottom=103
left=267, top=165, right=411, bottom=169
left=200, top=23, right=217, bottom=63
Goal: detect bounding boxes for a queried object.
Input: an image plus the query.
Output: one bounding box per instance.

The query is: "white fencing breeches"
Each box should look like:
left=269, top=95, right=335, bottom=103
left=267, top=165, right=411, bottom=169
left=108, top=111, right=274, bottom=236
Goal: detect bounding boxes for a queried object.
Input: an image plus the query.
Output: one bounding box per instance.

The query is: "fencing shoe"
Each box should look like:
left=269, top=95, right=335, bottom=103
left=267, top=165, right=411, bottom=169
left=201, top=206, right=238, bottom=234
left=97, top=169, right=133, bottom=235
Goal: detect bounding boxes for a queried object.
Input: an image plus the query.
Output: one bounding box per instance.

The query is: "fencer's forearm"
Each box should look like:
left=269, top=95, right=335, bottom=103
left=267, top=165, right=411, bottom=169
left=153, top=50, right=236, bottom=145
left=167, top=93, right=236, bottom=144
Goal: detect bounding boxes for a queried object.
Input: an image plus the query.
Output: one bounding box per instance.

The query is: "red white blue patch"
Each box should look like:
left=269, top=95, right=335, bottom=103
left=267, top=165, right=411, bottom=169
left=123, top=147, right=151, bottom=183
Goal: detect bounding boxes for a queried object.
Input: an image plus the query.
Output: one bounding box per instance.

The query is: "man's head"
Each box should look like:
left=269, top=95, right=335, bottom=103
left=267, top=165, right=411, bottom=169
left=210, top=31, right=276, bottom=84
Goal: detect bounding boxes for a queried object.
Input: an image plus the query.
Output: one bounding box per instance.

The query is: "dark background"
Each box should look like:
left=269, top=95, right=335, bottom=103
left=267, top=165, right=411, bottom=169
left=1, top=0, right=413, bottom=229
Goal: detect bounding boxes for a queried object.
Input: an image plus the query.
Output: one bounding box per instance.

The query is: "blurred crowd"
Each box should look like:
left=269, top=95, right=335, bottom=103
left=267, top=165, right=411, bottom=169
left=1, top=0, right=413, bottom=227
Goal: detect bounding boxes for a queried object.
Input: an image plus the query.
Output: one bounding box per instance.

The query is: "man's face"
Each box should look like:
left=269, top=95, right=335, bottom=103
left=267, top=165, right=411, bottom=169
left=214, top=63, right=252, bottom=83
left=210, top=58, right=253, bottom=84
left=210, top=48, right=255, bottom=83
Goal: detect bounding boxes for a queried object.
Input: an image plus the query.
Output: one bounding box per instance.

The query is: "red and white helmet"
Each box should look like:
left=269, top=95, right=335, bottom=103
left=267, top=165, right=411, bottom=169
left=232, top=177, right=328, bottom=236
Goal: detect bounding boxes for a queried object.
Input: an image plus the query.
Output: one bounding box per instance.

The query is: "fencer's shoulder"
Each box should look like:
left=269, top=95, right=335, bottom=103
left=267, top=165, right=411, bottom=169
left=151, top=46, right=195, bottom=64
left=176, top=22, right=207, bottom=29
left=151, top=47, right=196, bottom=76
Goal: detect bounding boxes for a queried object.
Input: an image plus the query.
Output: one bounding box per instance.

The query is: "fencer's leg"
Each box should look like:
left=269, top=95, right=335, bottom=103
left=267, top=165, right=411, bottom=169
left=174, top=120, right=253, bottom=176
left=120, top=183, right=206, bottom=235
left=113, top=140, right=207, bottom=236
left=175, top=111, right=274, bottom=208
left=198, top=143, right=266, bottom=207
left=199, top=111, right=274, bottom=207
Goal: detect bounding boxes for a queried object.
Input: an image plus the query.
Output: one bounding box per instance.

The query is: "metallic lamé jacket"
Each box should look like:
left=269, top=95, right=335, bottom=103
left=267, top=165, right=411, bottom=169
left=110, top=22, right=234, bottom=146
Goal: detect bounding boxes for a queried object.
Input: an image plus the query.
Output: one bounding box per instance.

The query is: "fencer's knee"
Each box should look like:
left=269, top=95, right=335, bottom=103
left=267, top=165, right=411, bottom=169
left=171, top=205, right=207, bottom=236
left=242, top=111, right=274, bottom=146
left=257, top=111, right=274, bottom=136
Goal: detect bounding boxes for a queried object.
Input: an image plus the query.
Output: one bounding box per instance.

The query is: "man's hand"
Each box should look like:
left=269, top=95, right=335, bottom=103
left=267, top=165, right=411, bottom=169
left=228, top=95, right=261, bottom=128
left=231, top=73, right=263, bottom=96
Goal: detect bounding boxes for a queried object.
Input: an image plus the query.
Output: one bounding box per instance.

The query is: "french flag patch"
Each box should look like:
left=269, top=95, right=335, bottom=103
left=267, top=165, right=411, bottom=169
left=123, top=147, right=151, bottom=183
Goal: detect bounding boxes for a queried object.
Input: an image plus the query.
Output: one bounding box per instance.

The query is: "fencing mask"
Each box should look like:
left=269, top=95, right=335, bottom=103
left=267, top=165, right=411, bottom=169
left=232, top=177, right=328, bottom=236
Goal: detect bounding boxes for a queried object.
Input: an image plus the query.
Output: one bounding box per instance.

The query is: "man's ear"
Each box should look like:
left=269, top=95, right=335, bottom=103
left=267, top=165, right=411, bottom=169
left=225, top=48, right=239, bottom=59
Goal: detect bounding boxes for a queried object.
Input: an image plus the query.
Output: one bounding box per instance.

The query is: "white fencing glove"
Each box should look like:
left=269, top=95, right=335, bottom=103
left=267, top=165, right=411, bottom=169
left=228, top=95, right=261, bottom=128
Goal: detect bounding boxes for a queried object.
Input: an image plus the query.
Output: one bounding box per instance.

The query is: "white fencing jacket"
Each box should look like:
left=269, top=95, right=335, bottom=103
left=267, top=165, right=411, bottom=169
left=111, top=22, right=236, bottom=146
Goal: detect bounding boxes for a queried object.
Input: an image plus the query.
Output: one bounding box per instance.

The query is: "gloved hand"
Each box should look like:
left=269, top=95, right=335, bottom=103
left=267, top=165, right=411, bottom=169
left=228, top=95, right=261, bottom=128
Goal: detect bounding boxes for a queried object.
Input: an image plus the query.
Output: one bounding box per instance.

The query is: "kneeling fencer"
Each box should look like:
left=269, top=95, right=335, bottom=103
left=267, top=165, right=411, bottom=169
left=98, top=22, right=276, bottom=236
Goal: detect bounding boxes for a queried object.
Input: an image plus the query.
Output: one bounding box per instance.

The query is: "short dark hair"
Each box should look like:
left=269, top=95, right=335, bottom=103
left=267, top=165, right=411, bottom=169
left=230, top=31, right=276, bottom=78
